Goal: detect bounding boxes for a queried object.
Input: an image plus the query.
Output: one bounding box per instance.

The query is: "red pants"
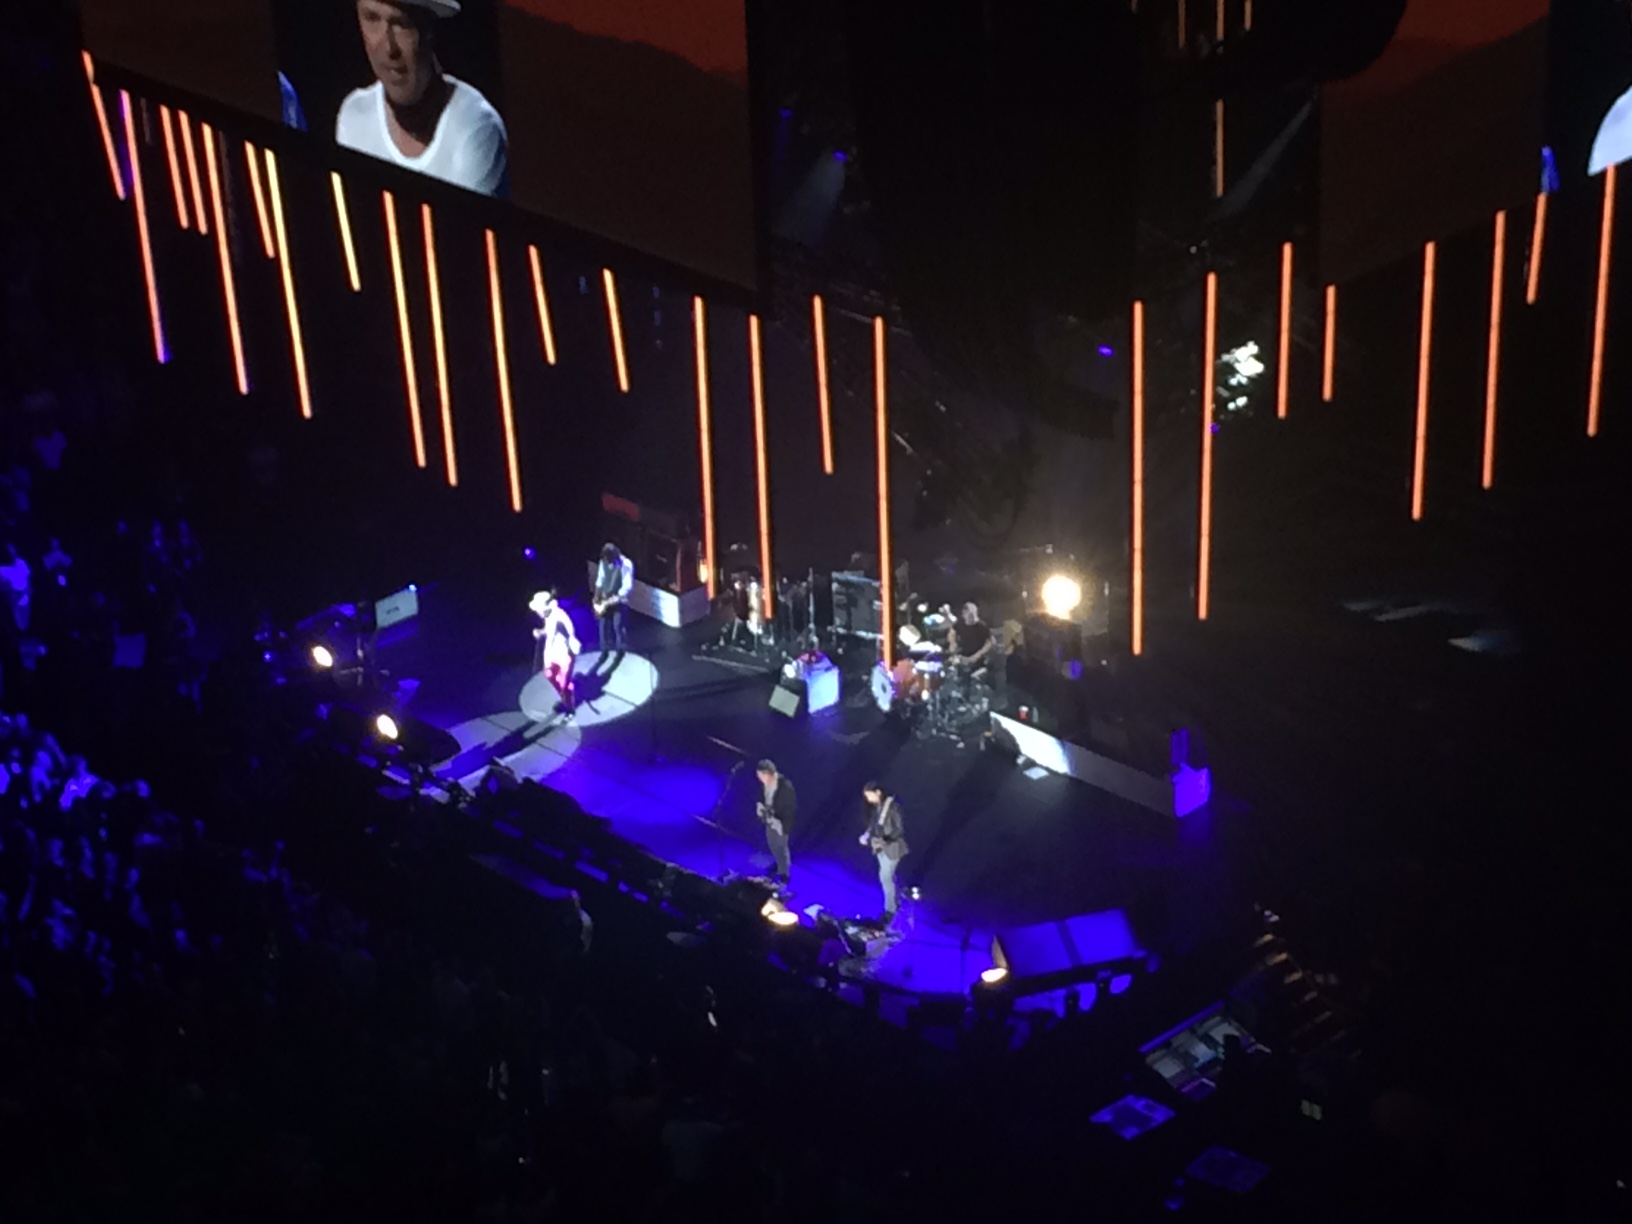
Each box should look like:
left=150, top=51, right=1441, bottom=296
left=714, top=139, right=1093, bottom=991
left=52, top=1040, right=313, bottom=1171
left=545, top=656, right=575, bottom=707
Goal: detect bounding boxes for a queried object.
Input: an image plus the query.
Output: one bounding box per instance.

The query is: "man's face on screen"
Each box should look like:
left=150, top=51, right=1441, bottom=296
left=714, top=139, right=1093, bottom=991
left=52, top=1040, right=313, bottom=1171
left=356, top=0, right=437, bottom=108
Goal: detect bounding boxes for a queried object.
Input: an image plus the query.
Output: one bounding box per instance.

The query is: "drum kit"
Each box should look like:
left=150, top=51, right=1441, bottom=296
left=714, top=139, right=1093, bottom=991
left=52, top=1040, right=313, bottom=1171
left=870, top=621, right=990, bottom=740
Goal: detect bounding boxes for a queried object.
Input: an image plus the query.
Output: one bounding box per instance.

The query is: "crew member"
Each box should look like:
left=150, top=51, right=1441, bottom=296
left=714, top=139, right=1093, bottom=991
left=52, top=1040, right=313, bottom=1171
left=529, top=589, right=579, bottom=714
left=337, top=0, right=509, bottom=197
left=755, top=759, right=796, bottom=887
left=858, top=782, right=909, bottom=920
left=953, top=602, right=994, bottom=670
left=592, top=543, right=634, bottom=656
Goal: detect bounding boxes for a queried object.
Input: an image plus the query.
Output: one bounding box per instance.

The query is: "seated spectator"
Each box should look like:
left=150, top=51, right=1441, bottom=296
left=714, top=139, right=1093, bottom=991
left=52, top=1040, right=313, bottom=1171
left=30, top=418, right=65, bottom=475
left=40, top=537, right=69, bottom=584
left=57, top=755, right=96, bottom=811
left=0, top=544, right=28, bottom=631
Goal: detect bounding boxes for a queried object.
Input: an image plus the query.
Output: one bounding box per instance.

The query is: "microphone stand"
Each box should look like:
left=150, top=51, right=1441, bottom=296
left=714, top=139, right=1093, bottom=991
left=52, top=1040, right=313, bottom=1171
left=705, top=760, right=748, bottom=881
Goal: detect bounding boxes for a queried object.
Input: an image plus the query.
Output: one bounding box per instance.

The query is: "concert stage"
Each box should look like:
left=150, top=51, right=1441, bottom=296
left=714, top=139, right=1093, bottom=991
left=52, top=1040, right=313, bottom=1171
left=376, top=578, right=1248, bottom=1009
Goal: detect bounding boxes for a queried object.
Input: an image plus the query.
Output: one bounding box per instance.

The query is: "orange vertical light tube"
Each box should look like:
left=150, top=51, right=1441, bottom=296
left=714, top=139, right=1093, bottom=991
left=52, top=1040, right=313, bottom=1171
left=159, top=106, right=189, bottom=229
left=486, top=230, right=523, bottom=512
left=1276, top=241, right=1292, bottom=419
left=1214, top=101, right=1226, bottom=198
left=1411, top=241, right=1438, bottom=521
left=1213, top=3, right=1226, bottom=196
left=1198, top=272, right=1217, bottom=620
left=119, top=91, right=167, bottom=365
left=384, top=193, right=427, bottom=471
left=527, top=245, right=558, bottom=365
left=875, top=317, right=894, bottom=668
left=813, top=294, right=834, bottom=474
left=331, top=173, right=361, bottom=293
left=693, top=296, right=717, bottom=599
left=1131, top=300, right=1146, bottom=657
left=602, top=268, right=630, bottom=393
left=1588, top=164, right=1617, bottom=439
left=264, top=149, right=312, bottom=418
left=178, top=111, right=208, bottom=235
left=1525, top=190, right=1547, bottom=305
left=421, top=205, right=450, bottom=477
left=82, top=53, right=125, bottom=200
left=1245, top=0, right=1253, bottom=30
left=749, top=313, right=774, bottom=621
left=1178, top=0, right=1187, bottom=49
left=244, top=140, right=275, bottom=258
left=1482, top=210, right=1506, bottom=489
left=202, top=125, right=248, bottom=395
left=1322, top=284, right=1337, bottom=402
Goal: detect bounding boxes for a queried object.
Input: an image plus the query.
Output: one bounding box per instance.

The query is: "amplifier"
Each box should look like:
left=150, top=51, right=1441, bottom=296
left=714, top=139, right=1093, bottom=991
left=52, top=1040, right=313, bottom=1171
left=831, top=571, right=882, bottom=639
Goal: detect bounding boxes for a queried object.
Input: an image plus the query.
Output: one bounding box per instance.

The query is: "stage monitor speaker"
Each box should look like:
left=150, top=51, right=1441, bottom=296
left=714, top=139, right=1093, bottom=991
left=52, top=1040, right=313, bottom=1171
left=769, top=684, right=803, bottom=718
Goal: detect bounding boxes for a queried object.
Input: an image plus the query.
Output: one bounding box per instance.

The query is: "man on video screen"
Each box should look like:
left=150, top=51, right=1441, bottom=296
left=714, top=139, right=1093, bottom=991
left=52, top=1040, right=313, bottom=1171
left=338, top=0, right=508, bottom=197
left=1589, top=2, right=1632, bottom=175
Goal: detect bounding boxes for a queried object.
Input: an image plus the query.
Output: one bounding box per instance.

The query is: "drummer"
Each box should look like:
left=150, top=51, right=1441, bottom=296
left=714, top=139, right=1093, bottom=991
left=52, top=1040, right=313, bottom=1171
left=951, top=602, right=994, bottom=672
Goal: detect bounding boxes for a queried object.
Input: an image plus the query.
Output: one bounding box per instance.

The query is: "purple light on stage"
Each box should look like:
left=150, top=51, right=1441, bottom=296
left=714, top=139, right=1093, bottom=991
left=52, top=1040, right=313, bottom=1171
left=1210, top=423, right=1220, bottom=433
left=1109, top=973, right=1133, bottom=995
left=523, top=547, right=536, bottom=560
left=833, top=151, right=847, bottom=162
left=779, top=108, right=793, bottom=118
left=1098, top=345, right=1115, bottom=357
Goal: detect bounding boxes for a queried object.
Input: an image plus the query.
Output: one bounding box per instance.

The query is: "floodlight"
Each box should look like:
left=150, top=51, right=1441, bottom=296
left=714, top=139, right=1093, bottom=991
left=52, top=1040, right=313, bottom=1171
left=979, top=966, right=1009, bottom=985
left=1041, top=574, right=1082, bottom=619
left=374, top=713, right=400, bottom=741
left=311, top=644, right=334, bottom=669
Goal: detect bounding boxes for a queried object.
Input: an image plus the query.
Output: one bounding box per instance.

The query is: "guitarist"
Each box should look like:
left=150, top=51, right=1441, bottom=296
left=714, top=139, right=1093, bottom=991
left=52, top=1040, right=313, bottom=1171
left=754, top=759, right=796, bottom=888
left=591, top=543, right=634, bottom=658
left=858, top=782, right=909, bottom=920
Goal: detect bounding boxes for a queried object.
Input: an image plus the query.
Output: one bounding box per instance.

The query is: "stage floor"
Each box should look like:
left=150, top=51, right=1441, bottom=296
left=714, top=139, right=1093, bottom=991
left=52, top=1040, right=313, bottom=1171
left=380, top=581, right=1246, bottom=1003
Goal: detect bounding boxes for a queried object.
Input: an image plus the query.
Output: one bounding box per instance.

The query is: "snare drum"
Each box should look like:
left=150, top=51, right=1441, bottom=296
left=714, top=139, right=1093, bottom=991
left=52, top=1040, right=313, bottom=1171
left=913, top=658, right=943, bottom=694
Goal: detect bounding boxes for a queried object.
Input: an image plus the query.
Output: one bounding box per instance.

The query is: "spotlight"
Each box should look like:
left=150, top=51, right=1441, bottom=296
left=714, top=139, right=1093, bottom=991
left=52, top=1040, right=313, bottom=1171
left=374, top=714, right=400, bottom=741
left=979, top=966, right=1010, bottom=985
left=697, top=557, right=710, bottom=584
left=311, top=644, right=334, bottom=669
left=1041, top=575, right=1082, bottom=619
left=767, top=909, right=800, bottom=928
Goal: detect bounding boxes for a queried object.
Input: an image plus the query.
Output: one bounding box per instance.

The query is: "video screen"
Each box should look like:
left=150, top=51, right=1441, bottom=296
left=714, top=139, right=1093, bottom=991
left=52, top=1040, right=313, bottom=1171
left=80, top=0, right=282, bottom=124
left=1553, top=0, right=1632, bottom=178
left=83, top=0, right=759, bottom=291
left=1320, top=0, right=1548, bottom=284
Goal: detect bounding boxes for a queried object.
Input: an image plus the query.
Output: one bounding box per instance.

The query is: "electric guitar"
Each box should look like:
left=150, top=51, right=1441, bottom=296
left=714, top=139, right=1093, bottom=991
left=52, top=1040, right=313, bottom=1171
left=756, top=799, right=784, bottom=836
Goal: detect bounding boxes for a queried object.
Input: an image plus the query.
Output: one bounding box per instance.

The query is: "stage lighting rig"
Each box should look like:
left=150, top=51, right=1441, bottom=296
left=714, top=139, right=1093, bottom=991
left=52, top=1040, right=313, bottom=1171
left=310, top=644, right=334, bottom=669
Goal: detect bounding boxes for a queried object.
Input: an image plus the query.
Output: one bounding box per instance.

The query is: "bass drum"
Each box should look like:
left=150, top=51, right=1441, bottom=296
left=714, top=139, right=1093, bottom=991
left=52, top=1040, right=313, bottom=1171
left=870, top=660, right=896, bottom=713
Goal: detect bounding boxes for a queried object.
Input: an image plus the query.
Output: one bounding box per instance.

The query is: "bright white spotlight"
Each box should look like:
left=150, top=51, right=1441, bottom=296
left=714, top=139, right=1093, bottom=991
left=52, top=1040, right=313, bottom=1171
left=767, top=909, right=799, bottom=928
left=979, top=966, right=1009, bottom=985
left=374, top=714, right=400, bottom=741
left=1041, top=574, right=1082, bottom=619
left=311, top=644, right=334, bottom=669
